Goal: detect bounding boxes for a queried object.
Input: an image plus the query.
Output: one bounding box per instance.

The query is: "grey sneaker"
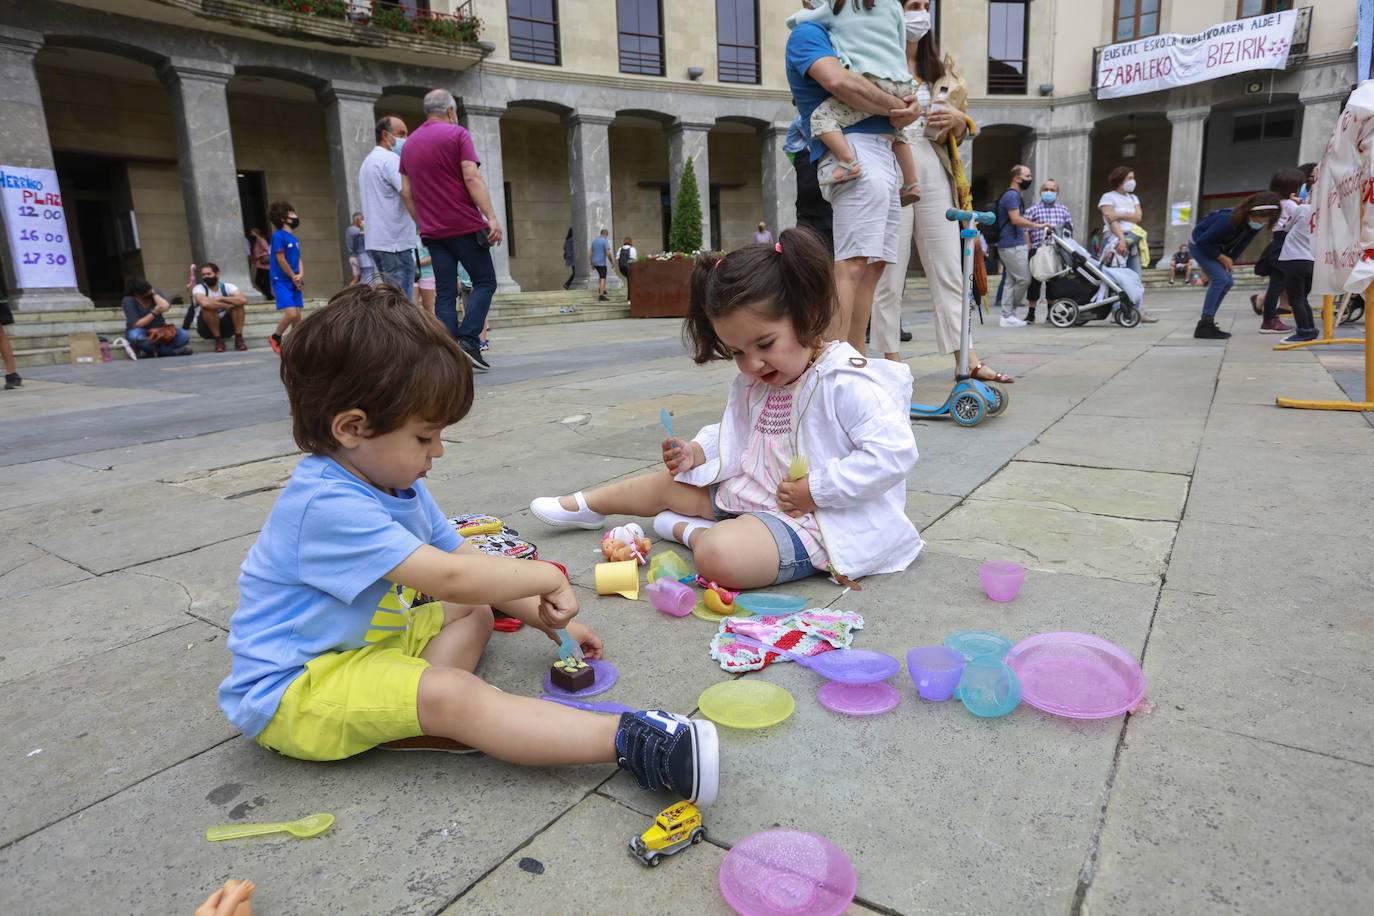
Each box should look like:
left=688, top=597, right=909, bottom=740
left=1139, top=310, right=1159, bottom=323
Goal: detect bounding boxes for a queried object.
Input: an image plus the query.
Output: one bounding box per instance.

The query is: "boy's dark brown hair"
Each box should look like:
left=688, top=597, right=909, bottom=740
left=279, top=284, right=473, bottom=453
left=268, top=200, right=295, bottom=229
left=683, top=226, right=835, bottom=364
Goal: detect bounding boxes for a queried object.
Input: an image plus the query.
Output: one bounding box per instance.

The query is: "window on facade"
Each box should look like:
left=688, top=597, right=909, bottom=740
left=717, top=0, right=759, bottom=84
left=509, top=0, right=560, bottom=66
left=1231, top=110, right=1295, bottom=143
left=1237, top=0, right=1293, bottom=17
left=618, top=0, right=664, bottom=76
left=987, top=1, right=1029, bottom=95
left=1114, top=0, right=1159, bottom=41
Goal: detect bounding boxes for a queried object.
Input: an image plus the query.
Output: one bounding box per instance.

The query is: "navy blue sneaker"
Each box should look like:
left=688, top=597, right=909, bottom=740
left=1281, top=329, right=1319, bottom=344
left=616, top=711, right=719, bottom=806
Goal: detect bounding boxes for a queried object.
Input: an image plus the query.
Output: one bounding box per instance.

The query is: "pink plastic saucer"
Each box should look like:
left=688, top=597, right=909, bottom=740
left=719, top=830, right=856, bottom=916
left=541, top=659, right=619, bottom=699
left=1004, top=632, right=1145, bottom=719
left=816, top=681, right=900, bottom=716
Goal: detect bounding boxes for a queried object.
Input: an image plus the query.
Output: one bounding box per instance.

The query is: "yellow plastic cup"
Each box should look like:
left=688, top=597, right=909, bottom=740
left=595, top=560, right=640, bottom=599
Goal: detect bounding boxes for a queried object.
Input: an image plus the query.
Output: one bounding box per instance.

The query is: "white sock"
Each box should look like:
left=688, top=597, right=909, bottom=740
left=653, top=511, right=714, bottom=549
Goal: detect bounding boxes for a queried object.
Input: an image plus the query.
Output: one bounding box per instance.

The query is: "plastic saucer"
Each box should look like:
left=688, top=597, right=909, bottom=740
left=692, top=599, right=752, bottom=622
left=944, top=630, right=1015, bottom=661
left=1004, top=632, right=1145, bottom=718
left=698, top=680, right=795, bottom=729
left=817, top=681, right=899, bottom=716
left=719, top=829, right=856, bottom=916
left=541, top=659, right=619, bottom=699
left=733, top=593, right=808, bottom=616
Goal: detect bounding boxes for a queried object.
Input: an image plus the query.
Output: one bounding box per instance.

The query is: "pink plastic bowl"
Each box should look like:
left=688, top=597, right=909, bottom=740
left=719, top=830, right=856, bottom=916
left=1004, top=632, right=1146, bottom=718
left=979, top=562, right=1026, bottom=601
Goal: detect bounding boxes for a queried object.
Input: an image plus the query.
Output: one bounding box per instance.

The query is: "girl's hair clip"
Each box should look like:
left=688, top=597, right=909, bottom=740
left=774, top=242, right=782, bottom=253
left=714, top=258, right=723, bottom=269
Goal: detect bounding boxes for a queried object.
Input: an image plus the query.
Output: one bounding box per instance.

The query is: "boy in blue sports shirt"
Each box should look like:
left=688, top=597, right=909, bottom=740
left=219, top=284, right=718, bottom=805
left=268, top=200, right=304, bottom=355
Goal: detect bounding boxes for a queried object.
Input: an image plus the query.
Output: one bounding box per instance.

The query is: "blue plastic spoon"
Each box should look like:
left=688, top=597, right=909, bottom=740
left=660, top=408, right=674, bottom=439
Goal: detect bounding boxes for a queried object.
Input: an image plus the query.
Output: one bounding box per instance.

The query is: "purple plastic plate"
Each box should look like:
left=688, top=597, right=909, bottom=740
left=719, top=830, right=856, bottom=916
left=1004, top=632, right=1145, bottom=719
left=541, top=659, right=619, bottom=699
left=816, top=681, right=900, bottom=716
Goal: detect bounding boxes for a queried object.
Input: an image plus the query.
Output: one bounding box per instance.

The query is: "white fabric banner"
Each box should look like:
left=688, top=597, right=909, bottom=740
left=1, top=165, right=79, bottom=289
left=1312, top=81, right=1374, bottom=296
left=1096, top=10, right=1297, bottom=100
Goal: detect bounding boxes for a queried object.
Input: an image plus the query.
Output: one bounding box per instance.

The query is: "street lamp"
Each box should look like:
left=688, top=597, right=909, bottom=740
left=1121, top=132, right=1138, bottom=159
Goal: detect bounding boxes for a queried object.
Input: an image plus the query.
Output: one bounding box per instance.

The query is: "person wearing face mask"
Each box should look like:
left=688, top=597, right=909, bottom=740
left=995, top=164, right=1051, bottom=327
left=1186, top=191, right=1282, bottom=339
left=1099, top=166, right=1143, bottom=274
left=1021, top=179, right=1073, bottom=324
left=191, top=262, right=249, bottom=352
left=359, top=115, right=418, bottom=300
left=268, top=200, right=304, bottom=354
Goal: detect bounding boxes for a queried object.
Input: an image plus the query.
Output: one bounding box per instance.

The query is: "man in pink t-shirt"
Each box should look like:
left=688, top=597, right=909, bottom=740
left=399, top=88, right=504, bottom=371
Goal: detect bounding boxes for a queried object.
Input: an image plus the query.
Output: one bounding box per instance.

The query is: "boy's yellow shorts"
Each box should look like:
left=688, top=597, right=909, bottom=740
left=254, top=601, right=445, bottom=761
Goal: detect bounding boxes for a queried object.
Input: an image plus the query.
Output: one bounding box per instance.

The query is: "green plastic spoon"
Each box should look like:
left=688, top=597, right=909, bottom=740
left=206, top=813, right=334, bottom=842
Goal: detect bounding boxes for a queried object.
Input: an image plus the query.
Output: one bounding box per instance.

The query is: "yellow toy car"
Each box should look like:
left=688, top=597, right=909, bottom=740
left=628, top=802, right=705, bottom=867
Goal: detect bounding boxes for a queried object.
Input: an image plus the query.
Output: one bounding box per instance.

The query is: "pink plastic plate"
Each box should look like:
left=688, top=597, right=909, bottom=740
left=817, top=681, right=900, bottom=716
left=1004, top=632, right=1145, bottom=718
left=719, top=830, right=857, bottom=916
left=541, top=659, right=619, bottom=699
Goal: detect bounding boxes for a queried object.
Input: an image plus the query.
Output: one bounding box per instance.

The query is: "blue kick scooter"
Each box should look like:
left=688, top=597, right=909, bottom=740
left=909, top=207, right=1009, bottom=426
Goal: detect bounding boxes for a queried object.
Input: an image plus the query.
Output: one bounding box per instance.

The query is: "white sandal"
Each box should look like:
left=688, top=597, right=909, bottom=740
left=818, top=159, right=862, bottom=187
left=529, top=491, right=606, bottom=530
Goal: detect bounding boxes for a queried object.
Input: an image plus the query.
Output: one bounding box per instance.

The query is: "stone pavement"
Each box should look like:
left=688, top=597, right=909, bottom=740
left=1, top=288, right=1371, bottom=914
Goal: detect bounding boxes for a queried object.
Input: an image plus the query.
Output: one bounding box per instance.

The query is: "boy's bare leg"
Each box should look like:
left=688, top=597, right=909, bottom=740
left=688, top=516, right=782, bottom=590
left=555, top=469, right=713, bottom=519
left=818, top=130, right=861, bottom=182
left=416, top=668, right=620, bottom=765
left=418, top=602, right=494, bottom=672
left=894, top=141, right=919, bottom=189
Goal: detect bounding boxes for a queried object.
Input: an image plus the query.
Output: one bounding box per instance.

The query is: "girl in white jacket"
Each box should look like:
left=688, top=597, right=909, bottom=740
left=530, top=227, right=922, bottom=589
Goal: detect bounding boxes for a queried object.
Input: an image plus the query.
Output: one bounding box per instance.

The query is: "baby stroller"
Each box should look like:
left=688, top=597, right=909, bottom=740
left=1038, top=232, right=1144, bottom=328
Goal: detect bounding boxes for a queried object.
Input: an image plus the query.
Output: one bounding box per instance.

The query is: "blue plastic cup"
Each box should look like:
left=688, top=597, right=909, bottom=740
left=954, top=655, right=1022, bottom=718
left=907, top=645, right=966, bottom=701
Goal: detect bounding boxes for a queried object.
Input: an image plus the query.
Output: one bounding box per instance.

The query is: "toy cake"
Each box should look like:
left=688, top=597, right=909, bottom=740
left=550, top=657, right=594, bottom=692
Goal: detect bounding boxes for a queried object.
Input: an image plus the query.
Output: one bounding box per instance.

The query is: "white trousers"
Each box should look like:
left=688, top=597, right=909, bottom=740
left=870, top=137, right=966, bottom=355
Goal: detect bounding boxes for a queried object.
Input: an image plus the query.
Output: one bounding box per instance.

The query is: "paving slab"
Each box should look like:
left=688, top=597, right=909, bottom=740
left=906, top=425, right=1038, bottom=497
left=1082, top=720, right=1374, bottom=914
left=0, top=620, right=235, bottom=847
left=1185, top=441, right=1374, bottom=536
left=0, top=378, right=192, bottom=425
left=922, top=501, right=1176, bottom=584
left=0, top=484, right=267, bottom=575
left=603, top=552, right=1159, bottom=914
left=0, top=736, right=610, bottom=915
left=1017, top=413, right=1206, bottom=475
left=0, top=457, right=118, bottom=512
left=423, top=451, right=653, bottom=524
left=1073, top=378, right=1215, bottom=421
left=1142, top=587, right=1374, bottom=765
left=0, top=538, right=91, bottom=599
left=1213, top=362, right=1345, bottom=406
left=0, top=570, right=192, bottom=683
left=1200, top=401, right=1374, bottom=455
left=167, top=455, right=302, bottom=499
left=974, top=461, right=1188, bottom=521
left=127, top=534, right=258, bottom=630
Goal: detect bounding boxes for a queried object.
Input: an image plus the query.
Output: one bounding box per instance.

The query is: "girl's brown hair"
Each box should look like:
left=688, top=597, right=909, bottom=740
left=1228, top=190, right=1282, bottom=228
left=683, top=226, right=836, bottom=364
left=280, top=284, right=473, bottom=454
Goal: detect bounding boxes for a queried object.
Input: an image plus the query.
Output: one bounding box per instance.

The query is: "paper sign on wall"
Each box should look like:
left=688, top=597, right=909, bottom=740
left=1170, top=202, right=1192, bottom=226
left=1096, top=11, right=1297, bottom=100
left=1, top=165, right=79, bottom=289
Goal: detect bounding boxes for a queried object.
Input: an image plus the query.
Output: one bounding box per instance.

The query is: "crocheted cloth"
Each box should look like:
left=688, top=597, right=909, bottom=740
left=709, top=609, right=865, bottom=673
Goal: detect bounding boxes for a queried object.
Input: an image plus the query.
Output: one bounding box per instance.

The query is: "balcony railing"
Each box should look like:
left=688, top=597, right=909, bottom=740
left=1092, top=5, right=1312, bottom=94
left=251, top=0, right=481, bottom=43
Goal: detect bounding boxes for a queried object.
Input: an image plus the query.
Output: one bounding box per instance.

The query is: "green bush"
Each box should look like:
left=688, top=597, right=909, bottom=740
left=667, top=158, right=703, bottom=254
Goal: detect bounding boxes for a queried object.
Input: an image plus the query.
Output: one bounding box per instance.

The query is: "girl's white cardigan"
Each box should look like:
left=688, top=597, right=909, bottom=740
left=675, top=341, right=923, bottom=582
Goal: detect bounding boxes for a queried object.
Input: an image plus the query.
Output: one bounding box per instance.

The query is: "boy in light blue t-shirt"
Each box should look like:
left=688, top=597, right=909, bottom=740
left=219, top=284, right=718, bottom=806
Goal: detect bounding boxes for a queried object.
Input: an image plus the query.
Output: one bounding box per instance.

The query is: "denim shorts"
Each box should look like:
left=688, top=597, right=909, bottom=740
left=708, top=484, right=819, bottom=585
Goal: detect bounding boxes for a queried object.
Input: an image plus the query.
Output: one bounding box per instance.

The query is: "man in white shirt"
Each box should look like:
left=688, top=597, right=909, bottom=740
left=359, top=115, right=418, bottom=299
left=191, top=262, right=249, bottom=352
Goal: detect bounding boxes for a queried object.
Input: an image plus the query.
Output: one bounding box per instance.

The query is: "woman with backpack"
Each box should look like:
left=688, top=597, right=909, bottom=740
left=1187, top=191, right=1282, bottom=340
left=616, top=237, right=637, bottom=280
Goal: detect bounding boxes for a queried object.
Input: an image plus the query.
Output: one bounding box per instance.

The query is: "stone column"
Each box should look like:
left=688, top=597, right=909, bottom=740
left=157, top=58, right=255, bottom=298
left=0, top=26, right=93, bottom=312
left=759, top=123, right=796, bottom=236
left=668, top=119, right=712, bottom=250
left=1298, top=92, right=1347, bottom=165
left=1038, top=126, right=1093, bottom=240
left=564, top=110, right=617, bottom=290
left=461, top=104, right=520, bottom=293
left=1163, top=107, right=1209, bottom=257
left=318, top=80, right=381, bottom=286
